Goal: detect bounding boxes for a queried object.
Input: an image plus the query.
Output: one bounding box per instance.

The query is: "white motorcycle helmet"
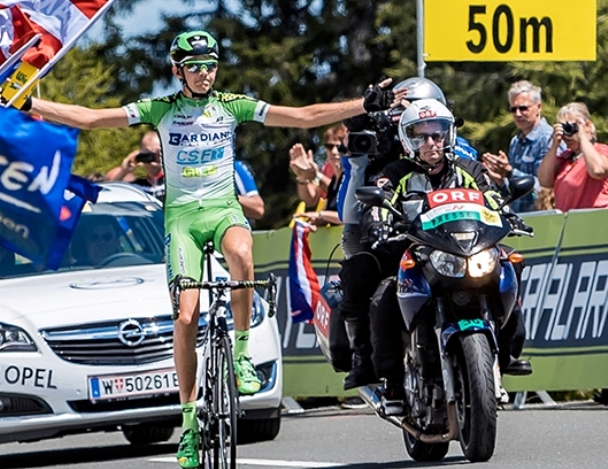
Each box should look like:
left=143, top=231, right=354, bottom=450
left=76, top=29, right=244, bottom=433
left=398, top=98, right=456, bottom=159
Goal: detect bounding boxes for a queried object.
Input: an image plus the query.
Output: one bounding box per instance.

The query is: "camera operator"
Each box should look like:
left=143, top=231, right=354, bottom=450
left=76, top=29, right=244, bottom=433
left=106, top=131, right=165, bottom=201
left=335, top=77, right=476, bottom=390
left=538, top=102, right=608, bottom=211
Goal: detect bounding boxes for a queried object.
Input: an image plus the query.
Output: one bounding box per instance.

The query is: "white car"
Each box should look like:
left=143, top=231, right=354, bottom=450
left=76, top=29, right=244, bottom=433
left=0, top=182, right=282, bottom=446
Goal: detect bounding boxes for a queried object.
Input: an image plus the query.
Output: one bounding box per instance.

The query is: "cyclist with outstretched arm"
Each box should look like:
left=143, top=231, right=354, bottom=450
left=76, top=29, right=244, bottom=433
left=24, top=30, right=402, bottom=468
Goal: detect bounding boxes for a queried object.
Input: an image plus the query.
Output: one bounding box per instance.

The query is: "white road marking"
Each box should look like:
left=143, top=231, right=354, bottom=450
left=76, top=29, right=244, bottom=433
left=148, top=456, right=345, bottom=467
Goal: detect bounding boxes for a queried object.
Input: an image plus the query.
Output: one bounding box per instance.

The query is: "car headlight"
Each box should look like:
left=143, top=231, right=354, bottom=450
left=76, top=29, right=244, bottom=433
left=467, top=249, right=498, bottom=278
left=430, top=250, right=466, bottom=278
left=225, top=291, right=265, bottom=328
left=0, top=323, right=37, bottom=352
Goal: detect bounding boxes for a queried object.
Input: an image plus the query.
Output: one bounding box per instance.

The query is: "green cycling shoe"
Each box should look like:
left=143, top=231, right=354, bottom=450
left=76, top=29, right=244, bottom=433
left=176, top=428, right=200, bottom=469
left=234, top=355, right=261, bottom=395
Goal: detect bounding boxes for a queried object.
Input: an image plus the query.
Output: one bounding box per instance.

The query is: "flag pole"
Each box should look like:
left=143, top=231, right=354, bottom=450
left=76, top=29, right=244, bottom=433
left=0, top=33, right=42, bottom=80
left=6, top=0, right=118, bottom=107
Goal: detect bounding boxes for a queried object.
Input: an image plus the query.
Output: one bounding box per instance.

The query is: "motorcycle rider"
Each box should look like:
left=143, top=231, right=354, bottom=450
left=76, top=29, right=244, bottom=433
left=336, top=77, right=478, bottom=390
left=360, top=98, right=532, bottom=415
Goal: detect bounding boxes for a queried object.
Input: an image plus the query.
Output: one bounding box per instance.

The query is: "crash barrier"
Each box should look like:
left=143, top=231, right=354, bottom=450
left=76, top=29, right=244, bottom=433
left=252, top=207, right=608, bottom=397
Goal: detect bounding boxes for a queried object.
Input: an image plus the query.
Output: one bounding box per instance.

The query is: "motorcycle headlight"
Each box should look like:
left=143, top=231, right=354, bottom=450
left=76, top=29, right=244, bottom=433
left=430, top=250, right=466, bottom=278
left=467, top=249, right=498, bottom=278
left=0, top=323, right=37, bottom=352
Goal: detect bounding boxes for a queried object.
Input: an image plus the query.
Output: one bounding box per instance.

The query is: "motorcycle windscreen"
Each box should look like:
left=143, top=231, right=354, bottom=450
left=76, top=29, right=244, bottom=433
left=408, top=201, right=511, bottom=256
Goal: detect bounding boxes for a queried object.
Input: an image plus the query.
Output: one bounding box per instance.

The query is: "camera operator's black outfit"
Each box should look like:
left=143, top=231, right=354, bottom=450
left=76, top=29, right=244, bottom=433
left=363, top=155, right=531, bottom=392
left=337, top=115, right=402, bottom=390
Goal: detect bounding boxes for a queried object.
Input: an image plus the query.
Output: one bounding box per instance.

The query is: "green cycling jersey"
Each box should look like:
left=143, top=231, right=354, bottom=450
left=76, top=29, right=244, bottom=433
left=123, top=91, right=269, bottom=208
left=123, top=90, right=269, bottom=282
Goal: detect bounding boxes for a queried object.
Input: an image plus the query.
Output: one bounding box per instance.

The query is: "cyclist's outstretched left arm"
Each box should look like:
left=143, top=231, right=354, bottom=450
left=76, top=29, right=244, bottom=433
left=30, top=98, right=129, bottom=129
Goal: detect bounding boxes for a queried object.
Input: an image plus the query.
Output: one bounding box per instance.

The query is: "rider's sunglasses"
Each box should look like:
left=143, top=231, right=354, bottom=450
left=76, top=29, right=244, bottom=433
left=183, top=61, right=218, bottom=73
left=508, top=105, right=530, bottom=113
left=88, top=232, right=115, bottom=242
left=411, top=131, right=447, bottom=145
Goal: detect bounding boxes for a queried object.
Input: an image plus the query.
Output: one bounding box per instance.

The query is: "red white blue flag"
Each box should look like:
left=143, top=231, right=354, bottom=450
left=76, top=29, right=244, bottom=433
left=288, top=219, right=321, bottom=324
left=0, top=0, right=116, bottom=69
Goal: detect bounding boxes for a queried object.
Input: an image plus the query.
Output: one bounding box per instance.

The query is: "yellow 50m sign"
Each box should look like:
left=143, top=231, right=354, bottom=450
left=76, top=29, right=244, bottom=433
left=424, top=0, right=596, bottom=61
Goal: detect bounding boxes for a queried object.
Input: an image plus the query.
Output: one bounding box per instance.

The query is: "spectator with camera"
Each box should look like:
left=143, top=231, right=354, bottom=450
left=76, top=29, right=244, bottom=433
left=289, top=124, right=347, bottom=226
left=106, top=131, right=165, bottom=201
left=482, top=80, right=562, bottom=213
left=538, top=102, right=608, bottom=211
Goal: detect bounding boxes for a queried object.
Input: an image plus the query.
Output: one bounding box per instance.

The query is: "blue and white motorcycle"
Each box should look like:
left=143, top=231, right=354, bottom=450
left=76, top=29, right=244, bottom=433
left=357, top=177, right=534, bottom=463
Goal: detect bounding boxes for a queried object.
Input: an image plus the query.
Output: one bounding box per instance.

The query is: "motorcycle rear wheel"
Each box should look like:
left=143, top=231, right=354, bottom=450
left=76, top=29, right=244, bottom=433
left=403, top=431, right=449, bottom=462
left=453, top=333, right=497, bottom=462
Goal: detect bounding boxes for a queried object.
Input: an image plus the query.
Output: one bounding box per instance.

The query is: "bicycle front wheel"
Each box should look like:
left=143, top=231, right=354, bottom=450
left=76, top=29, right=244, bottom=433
left=212, top=334, right=238, bottom=469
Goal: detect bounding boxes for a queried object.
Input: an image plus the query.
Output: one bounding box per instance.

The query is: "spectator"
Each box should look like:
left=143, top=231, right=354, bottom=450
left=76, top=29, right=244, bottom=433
left=106, top=131, right=165, bottom=201
left=234, top=160, right=265, bottom=225
left=482, top=80, right=561, bottom=213
left=289, top=124, right=346, bottom=226
left=538, top=102, right=608, bottom=211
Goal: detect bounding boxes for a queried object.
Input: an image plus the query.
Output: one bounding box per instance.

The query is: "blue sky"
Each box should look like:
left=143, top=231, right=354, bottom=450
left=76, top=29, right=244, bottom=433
left=86, top=0, right=195, bottom=39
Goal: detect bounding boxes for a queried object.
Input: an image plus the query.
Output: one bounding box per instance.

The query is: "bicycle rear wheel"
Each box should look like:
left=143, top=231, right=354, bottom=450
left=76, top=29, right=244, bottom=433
left=211, top=335, right=238, bottom=469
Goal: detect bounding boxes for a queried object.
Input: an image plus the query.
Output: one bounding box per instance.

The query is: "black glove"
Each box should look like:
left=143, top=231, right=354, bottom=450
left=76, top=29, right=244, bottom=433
left=363, top=83, right=394, bottom=113
left=506, top=214, right=532, bottom=235
left=363, top=221, right=392, bottom=246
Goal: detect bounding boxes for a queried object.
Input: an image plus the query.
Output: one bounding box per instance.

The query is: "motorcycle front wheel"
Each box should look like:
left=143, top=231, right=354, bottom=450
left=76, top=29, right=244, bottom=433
left=453, top=333, right=497, bottom=462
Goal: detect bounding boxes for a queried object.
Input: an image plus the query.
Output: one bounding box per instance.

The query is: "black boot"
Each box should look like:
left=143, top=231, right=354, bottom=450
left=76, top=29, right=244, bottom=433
left=343, top=319, right=377, bottom=390
left=504, top=356, right=533, bottom=376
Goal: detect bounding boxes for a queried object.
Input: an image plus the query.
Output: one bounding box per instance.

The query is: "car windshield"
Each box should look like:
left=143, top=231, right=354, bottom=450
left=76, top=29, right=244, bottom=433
left=0, top=201, right=165, bottom=278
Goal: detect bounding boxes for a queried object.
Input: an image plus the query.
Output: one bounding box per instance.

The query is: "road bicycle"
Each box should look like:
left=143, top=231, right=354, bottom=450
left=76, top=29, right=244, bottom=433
left=173, top=242, right=277, bottom=469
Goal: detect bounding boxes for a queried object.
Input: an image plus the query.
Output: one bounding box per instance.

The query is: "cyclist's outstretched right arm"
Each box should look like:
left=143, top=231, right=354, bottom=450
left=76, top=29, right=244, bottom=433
left=30, top=98, right=129, bottom=129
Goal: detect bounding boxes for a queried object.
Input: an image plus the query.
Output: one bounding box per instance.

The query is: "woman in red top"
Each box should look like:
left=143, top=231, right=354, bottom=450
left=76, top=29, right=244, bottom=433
left=538, top=102, right=608, bottom=212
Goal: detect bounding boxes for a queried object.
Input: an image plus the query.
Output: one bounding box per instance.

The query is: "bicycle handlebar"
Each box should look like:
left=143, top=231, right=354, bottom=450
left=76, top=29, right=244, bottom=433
left=177, top=273, right=278, bottom=318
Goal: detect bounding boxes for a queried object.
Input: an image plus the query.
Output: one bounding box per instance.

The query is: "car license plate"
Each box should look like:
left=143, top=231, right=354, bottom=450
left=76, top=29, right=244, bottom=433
left=88, top=368, right=178, bottom=401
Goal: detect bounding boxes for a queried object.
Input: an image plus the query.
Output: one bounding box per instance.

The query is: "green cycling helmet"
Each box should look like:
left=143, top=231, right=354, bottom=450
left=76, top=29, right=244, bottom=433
left=170, top=30, right=219, bottom=65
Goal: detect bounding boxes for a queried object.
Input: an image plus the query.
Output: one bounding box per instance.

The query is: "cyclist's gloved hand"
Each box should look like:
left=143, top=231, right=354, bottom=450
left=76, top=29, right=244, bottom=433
left=363, top=81, right=394, bottom=112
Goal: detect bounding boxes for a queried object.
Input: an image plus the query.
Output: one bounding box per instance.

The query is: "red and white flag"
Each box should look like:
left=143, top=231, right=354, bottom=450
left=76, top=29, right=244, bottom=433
left=0, top=1, right=115, bottom=69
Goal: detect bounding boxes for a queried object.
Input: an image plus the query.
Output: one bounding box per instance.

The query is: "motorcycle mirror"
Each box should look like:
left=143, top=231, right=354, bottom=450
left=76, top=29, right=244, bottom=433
left=355, top=186, right=405, bottom=220
left=499, top=176, right=536, bottom=209
left=355, top=186, right=386, bottom=207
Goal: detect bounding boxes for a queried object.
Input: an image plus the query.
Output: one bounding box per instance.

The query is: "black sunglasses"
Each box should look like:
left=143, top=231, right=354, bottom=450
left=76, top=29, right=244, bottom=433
left=509, top=105, right=531, bottom=113
left=412, top=131, right=447, bottom=143
left=183, top=61, right=218, bottom=73
left=324, top=143, right=340, bottom=150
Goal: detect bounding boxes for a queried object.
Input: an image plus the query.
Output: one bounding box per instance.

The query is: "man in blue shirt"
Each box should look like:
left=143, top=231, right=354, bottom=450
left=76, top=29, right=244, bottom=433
left=482, top=80, right=563, bottom=213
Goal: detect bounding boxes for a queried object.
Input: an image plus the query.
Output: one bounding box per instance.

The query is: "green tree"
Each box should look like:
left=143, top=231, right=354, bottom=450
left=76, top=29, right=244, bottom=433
left=38, top=46, right=146, bottom=177
left=67, top=0, right=608, bottom=225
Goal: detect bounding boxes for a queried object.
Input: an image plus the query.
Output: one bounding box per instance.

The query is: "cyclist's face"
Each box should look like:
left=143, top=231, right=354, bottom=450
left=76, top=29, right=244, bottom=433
left=175, top=57, right=218, bottom=96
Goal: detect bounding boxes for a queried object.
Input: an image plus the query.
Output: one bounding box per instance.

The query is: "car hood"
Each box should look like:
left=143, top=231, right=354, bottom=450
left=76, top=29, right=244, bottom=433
left=0, top=264, right=177, bottom=329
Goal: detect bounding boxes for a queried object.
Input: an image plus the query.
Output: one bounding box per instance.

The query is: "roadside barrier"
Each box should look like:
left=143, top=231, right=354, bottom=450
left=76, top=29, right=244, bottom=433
left=253, top=208, right=608, bottom=397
